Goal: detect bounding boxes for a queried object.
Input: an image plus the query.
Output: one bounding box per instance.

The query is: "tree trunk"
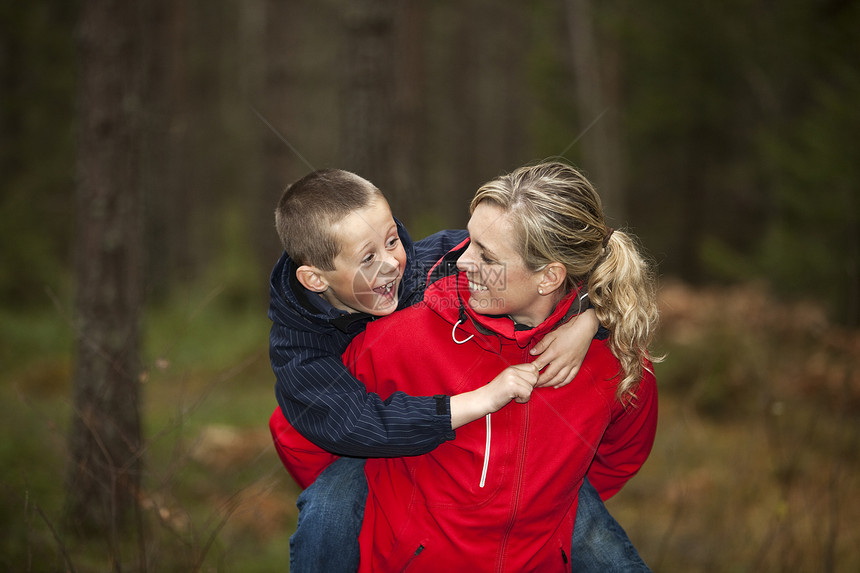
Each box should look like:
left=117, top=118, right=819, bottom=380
left=66, top=0, right=144, bottom=539
left=339, top=0, right=396, bottom=199
left=565, top=0, right=627, bottom=223
left=236, top=0, right=274, bottom=276
left=499, top=3, right=528, bottom=173
left=389, top=1, right=425, bottom=226
left=259, top=0, right=299, bottom=263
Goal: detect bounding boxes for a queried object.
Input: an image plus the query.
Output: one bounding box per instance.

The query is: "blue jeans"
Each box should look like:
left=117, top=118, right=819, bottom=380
left=571, top=478, right=651, bottom=572
left=290, top=457, right=368, bottom=573
left=289, top=457, right=649, bottom=572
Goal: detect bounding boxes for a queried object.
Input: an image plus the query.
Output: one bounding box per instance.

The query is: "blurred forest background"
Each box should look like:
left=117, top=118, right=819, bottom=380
left=1, top=0, right=858, bottom=571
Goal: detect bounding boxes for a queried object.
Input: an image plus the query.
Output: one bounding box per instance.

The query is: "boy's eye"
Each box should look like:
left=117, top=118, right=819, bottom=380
left=386, top=236, right=400, bottom=249
left=480, top=253, right=495, bottom=264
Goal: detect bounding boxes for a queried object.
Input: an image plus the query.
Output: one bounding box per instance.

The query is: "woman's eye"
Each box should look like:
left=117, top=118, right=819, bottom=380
left=481, top=253, right=495, bottom=264
left=361, top=254, right=375, bottom=265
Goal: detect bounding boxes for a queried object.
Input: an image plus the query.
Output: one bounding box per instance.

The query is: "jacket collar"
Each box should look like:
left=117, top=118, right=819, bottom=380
left=423, top=240, right=585, bottom=349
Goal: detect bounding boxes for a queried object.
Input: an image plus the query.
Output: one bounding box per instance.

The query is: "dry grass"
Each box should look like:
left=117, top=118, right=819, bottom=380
left=608, top=281, right=860, bottom=572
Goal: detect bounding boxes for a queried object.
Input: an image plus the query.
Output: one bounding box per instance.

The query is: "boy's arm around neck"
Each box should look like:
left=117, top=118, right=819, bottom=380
left=400, top=229, right=469, bottom=307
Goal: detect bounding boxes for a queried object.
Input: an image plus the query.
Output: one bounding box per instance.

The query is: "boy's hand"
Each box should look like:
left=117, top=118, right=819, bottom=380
left=449, top=363, right=539, bottom=429
left=486, top=363, right=540, bottom=406
left=530, top=309, right=599, bottom=389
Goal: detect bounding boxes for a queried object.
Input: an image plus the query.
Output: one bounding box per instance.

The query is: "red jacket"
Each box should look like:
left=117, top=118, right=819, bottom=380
left=342, top=270, right=657, bottom=572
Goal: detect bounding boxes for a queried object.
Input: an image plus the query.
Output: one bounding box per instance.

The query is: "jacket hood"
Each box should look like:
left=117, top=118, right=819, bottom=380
left=423, top=239, right=587, bottom=351
left=268, top=218, right=419, bottom=335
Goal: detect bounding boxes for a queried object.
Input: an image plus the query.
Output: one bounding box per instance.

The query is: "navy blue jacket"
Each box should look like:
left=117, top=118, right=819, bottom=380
left=269, top=221, right=468, bottom=458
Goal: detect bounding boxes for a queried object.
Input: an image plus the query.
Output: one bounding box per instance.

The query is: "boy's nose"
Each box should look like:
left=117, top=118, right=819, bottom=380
left=379, top=252, right=400, bottom=274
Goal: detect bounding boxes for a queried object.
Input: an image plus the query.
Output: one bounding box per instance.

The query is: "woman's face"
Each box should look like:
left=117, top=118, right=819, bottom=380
left=456, top=202, right=546, bottom=327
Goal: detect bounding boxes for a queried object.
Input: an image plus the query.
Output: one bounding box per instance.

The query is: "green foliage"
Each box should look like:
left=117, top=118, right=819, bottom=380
left=0, top=303, right=73, bottom=376
left=698, top=236, right=757, bottom=284
left=754, top=64, right=860, bottom=322
left=656, top=328, right=753, bottom=419
left=0, top=380, right=69, bottom=565
left=144, top=292, right=269, bottom=380
left=206, top=205, right=268, bottom=312
left=525, top=0, right=581, bottom=163
left=0, top=1, right=76, bottom=307
left=408, top=212, right=450, bottom=245
left=616, top=0, right=859, bottom=323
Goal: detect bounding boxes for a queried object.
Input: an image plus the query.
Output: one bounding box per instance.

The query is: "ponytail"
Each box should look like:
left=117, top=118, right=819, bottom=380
left=588, top=230, right=661, bottom=401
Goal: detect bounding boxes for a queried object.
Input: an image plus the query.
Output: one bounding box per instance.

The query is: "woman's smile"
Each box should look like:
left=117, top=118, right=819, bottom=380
left=467, top=278, right=488, bottom=292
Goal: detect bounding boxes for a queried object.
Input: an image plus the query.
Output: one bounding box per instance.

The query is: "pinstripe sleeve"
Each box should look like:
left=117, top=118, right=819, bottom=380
left=271, top=317, right=455, bottom=458
left=401, top=229, right=469, bottom=306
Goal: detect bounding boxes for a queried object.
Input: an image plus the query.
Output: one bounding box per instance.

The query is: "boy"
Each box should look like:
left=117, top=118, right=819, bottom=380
left=269, top=169, right=646, bottom=572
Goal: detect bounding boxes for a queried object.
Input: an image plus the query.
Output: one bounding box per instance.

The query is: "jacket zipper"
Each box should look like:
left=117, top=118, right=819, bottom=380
left=479, top=413, right=491, bottom=487
left=497, top=386, right=529, bottom=570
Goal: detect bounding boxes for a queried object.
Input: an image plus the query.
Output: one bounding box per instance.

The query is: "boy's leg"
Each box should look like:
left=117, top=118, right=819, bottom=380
left=289, top=456, right=368, bottom=573
left=571, top=478, right=651, bottom=572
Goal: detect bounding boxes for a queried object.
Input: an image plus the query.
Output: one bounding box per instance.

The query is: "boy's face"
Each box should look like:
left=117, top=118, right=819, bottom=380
left=317, top=197, right=407, bottom=316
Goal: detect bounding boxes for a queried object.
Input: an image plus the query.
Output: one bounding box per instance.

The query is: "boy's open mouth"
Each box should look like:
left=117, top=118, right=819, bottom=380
left=373, top=279, right=397, bottom=296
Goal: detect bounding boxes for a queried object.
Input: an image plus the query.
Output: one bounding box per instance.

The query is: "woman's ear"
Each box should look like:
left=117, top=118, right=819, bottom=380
left=538, top=262, right=567, bottom=295
left=296, top=265, right=328, bottom=293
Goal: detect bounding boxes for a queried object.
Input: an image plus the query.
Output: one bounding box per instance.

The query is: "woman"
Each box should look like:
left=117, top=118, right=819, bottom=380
left=339, top=161, right=660, bottom=571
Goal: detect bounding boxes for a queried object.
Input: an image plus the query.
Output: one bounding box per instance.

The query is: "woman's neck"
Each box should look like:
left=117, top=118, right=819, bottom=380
left=509, top=290, right=566, bottom=328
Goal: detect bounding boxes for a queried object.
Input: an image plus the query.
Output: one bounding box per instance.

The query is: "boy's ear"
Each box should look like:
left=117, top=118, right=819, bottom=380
left=295, top=265, right=328, bottom=293
left=538, top=262, right=567, bottom=295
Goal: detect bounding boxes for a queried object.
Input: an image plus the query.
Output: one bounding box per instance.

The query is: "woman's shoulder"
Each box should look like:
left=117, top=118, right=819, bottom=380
left=575, top=340, right=626, bottom=394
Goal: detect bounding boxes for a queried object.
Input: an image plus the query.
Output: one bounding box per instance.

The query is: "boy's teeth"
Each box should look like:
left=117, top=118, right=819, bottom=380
left=376, top=281, right=394, bottom=294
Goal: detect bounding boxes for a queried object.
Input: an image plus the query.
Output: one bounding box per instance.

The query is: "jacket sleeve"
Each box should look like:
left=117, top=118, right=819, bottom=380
left=586, top=367, right=658, bottom=500
left=269, top=406, right=338, bottom=489
left=401, top=229, right=469, bottom=306
left=414, top=229, right=469, bottom=263
left=271, top=318, right=456, bottom=459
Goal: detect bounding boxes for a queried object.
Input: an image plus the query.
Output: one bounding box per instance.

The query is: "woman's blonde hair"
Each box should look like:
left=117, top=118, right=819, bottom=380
left=470, top=161, right=660, bottom=401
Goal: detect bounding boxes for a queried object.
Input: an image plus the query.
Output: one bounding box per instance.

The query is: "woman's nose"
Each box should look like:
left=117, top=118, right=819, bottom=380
left=456, top=245, right=476, bottom=272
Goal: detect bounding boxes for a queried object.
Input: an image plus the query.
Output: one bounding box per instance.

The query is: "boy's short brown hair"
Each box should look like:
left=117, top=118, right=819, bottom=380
left=275, top=168, right=384, bottom=271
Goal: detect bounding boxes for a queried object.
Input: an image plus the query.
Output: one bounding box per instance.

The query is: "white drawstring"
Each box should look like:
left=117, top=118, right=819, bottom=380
left=479, top=414, right=491, bottom=488
left=451, top=315, right=485, bottom=486
left=451, top=319, right=474, bottom=344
